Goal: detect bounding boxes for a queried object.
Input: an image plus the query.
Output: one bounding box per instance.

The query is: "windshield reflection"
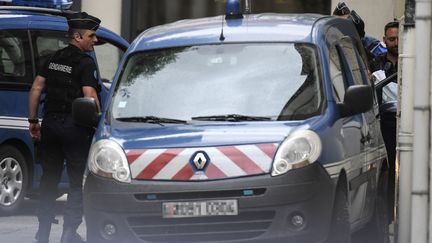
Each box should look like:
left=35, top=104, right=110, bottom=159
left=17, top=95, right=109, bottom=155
left=111, top=43, right=323, bottom=122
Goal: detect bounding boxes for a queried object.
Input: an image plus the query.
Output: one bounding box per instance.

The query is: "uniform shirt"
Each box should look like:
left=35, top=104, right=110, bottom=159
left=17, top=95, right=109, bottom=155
left=39, top=44, right=98, bottom=91
left=368, top=53, right=397, bottom=78
left=39, top=44, right=99, bottom=114
left=369, top=53, right=398, bottom=104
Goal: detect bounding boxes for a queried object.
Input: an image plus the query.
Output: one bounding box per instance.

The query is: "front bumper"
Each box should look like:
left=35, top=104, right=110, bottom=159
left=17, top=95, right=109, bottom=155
left=84, top=163, right=334, bottom=243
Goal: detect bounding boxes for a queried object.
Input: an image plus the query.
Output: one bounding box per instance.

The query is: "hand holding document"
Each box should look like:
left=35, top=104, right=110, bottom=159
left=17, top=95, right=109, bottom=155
left=372, top=70, right=386, bottom=82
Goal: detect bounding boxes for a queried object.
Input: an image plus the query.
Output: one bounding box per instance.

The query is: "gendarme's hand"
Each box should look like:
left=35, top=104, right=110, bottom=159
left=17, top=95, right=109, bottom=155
left=29, top=123, right=41, bottom=141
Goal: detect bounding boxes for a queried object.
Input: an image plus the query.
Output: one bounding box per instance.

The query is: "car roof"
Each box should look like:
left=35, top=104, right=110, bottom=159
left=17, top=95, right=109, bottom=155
left=0, top=10, right=64, bottom=25
left=0, top=6, right=71, bottom=21
left=129, top=13, right=333, bottom=52
left=0, top=7, right=129, bottom=49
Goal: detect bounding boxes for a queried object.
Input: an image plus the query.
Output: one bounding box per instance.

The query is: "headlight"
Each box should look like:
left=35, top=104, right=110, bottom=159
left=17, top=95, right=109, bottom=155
left=88, top=139, right=131, bottom=183
left=271, top=130, right=322, bottom=176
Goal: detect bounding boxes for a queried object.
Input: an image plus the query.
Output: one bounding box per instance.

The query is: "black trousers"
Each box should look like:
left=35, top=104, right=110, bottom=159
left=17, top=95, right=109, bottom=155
left=38, top=114, right=93, bottom=230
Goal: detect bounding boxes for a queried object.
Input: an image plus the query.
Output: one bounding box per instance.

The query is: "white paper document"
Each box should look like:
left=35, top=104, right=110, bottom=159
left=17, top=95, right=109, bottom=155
left=372, top=70, right=386, bottom=81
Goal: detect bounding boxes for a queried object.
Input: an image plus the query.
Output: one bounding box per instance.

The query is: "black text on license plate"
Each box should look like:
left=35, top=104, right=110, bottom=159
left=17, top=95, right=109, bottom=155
left=162, top=199, right=238, bottom=218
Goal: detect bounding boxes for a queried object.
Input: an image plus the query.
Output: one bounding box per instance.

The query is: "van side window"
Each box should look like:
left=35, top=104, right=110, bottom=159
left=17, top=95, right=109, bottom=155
left=0, top=30, right=32, bottom=85
left=329, top=45, right=346, bottom=103
left=94, top=39, right=125, bottom=83
left=31, top=30, right=68, bottom=74
left=340, top=38, right=365, bottom=85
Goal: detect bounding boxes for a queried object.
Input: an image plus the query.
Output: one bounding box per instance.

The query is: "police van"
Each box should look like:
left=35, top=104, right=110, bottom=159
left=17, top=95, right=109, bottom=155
left=74, top=0, right=390, bottom=242
left=0, top=0, right=129, bottom=214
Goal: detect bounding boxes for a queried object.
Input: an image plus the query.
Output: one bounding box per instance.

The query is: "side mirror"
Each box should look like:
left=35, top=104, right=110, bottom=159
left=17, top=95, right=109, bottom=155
left=339, top=84, right=373, bottom=117
left=72, top=97, right=100, bottom=127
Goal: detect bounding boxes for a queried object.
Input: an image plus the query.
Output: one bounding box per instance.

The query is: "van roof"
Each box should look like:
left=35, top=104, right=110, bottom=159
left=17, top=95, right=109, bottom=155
left=130, top=13, right=333, bottom=51
left=0, top=7, right=129, bottom=48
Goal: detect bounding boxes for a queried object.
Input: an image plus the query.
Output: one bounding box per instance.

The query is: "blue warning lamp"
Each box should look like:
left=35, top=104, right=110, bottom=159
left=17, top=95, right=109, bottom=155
left=225, top=0, right=243, bottom=19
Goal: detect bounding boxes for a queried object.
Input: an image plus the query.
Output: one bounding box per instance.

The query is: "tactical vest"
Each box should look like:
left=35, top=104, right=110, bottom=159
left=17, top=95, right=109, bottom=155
left=44, top=46, right=88, bottom=115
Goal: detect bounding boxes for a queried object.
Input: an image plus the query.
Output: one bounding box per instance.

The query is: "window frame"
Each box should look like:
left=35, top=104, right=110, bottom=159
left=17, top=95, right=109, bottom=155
left=329, top=44, right=348, bottom=103
left=93, top=37, right=126, bottom=84
left=30, top=29, right=70, bottom=78
left=0, top=29, right=34, bottom=90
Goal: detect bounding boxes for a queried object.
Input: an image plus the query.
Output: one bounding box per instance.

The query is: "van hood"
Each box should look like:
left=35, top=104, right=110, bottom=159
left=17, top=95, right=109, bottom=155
left=99, top=122, right=311, bottom=181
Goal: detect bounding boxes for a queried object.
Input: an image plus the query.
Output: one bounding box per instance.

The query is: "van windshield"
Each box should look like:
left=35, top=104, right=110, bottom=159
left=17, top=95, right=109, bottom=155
left=111, top=43, right=323, bottom=122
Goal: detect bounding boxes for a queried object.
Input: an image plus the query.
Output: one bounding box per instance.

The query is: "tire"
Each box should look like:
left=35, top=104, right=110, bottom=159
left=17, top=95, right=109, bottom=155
left=325, top=179, right=351, bottom=243
left=364, top=171, right=390, bottom=243
left=0, top=145, right=29, bottom=215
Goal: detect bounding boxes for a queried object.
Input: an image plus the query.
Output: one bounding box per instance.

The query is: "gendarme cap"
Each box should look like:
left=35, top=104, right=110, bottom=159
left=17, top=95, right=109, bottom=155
left=67, top=12, right=101, bottom=30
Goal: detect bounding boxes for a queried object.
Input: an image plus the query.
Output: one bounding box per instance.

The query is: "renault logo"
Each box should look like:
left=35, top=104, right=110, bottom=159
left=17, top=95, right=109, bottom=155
left=190, top=151, right=210, bottom=171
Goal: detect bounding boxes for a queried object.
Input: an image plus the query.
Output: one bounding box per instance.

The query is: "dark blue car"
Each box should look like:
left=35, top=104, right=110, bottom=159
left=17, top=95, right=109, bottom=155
left=0, top=0, right=129, bottom=214
left=74, top=1, right=390, bottom=242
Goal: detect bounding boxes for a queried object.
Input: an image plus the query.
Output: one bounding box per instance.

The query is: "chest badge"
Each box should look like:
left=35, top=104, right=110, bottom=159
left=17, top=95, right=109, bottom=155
left=190, top=151, right=210, bottom=171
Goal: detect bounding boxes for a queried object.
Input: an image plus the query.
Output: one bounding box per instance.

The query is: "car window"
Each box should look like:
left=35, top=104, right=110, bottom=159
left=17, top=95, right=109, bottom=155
left=0, top=30, right=32, bottom=84
left=94, top=40, right=124, bottom=83
left=111, top=43, right=323, bottom=121
left=329, top=45, right=346, bottom=103
left=340, top=37, right=365, bottom=85
left=31, top=30, right=69, bottom=74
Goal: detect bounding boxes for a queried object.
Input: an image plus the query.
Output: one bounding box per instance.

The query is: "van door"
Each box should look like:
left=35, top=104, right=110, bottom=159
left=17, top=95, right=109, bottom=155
left=0, top=29, right=39, bottom=211
left=338, top=37, right=379, bottom=227
left=0, top=29, right=33, bottom=117
left=329, top=41, right=367, bottom=227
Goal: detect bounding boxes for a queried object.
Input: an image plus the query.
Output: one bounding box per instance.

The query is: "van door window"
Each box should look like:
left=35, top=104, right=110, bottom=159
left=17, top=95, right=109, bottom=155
left=329, top=45, right=346, bottom=103
left=340, top=38, right=365, bottom=85
left=0, top=30, right=32, bottom=87
left=31, top=30, right=69, bottom=74
left=94, top=39, right=124, bottom=84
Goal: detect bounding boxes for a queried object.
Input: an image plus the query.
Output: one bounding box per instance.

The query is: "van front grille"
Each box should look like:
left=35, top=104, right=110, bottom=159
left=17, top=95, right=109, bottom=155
left=126, top=210, right=275, bottom=242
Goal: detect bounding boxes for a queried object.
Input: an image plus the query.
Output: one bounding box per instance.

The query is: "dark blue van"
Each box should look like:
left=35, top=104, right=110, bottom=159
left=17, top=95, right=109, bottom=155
left=0, top=0, right=129, bottom=214
left=74, top=1, right=389, bottom=242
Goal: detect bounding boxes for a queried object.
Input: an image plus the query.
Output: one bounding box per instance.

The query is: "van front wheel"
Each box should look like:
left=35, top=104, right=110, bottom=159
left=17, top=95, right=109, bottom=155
left=325, top=180, right=351, bottom=243
left=0, top=145, right=29, bottom=215
left=364, top=171, right=390, bottom=243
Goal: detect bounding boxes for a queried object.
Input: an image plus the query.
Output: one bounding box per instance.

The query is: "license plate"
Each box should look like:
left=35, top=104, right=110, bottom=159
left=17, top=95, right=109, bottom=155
left=162, top=199, right=238, bottom=218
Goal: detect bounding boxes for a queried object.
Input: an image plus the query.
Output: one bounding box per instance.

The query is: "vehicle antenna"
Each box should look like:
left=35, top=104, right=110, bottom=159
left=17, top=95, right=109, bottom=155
left=219, top=15, right=225, bottom=41
left=244, top=0, right=251, bottom=14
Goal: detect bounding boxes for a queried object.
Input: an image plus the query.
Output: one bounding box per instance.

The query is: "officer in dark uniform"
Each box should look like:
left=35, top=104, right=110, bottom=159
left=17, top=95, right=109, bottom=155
left=369, top=20, right=399, bottom=224
left=333, top=2, right=387, bottom=62
left=369, top=21, right=399, bottom=104
left=28, top=12, right=101, bottom=243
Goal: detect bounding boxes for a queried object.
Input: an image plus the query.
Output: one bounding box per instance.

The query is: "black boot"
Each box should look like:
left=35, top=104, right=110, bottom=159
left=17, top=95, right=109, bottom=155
left=60, top=227, right=85, bottom=243
left=35, top=221, right=52, bottom=243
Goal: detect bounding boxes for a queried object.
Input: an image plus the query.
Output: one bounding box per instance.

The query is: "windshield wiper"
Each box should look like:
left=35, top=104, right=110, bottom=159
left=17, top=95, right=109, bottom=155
left=116, top=116, right=187, bottom=126
left=191, top=114, right=271, bottom=122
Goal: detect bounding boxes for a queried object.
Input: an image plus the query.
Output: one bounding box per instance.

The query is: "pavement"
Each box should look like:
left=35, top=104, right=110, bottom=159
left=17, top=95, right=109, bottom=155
left=0, top=196, right=86, bottom=243
left=0, top=196, right=395, bottom=243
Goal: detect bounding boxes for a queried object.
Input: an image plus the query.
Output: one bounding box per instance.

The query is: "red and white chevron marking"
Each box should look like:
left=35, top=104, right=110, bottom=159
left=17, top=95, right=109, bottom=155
left=126, top=143, right=278, bottom=181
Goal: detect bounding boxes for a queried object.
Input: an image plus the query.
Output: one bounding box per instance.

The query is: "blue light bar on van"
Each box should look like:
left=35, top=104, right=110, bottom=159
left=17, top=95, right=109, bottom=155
left=225, top=0, right=243, bottom=19
left=0, top=0, right=73, bottom=9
